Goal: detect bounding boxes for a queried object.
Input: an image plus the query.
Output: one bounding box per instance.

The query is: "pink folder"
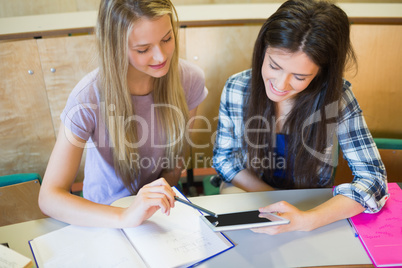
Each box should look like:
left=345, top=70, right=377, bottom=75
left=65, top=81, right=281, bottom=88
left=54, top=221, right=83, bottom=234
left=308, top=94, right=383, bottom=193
left=349, top=183, right=402, bottom=268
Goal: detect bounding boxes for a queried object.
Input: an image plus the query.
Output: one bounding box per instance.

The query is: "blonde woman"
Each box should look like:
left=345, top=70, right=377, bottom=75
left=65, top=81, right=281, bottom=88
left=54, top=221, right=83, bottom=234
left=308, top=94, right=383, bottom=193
left=39, top=0, right=207, bottom=228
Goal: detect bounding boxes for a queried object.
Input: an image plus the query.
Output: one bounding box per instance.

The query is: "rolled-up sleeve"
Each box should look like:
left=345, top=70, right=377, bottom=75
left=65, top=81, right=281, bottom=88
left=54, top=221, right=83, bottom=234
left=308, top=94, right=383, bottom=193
left=333, top=81, right=389, bottom=213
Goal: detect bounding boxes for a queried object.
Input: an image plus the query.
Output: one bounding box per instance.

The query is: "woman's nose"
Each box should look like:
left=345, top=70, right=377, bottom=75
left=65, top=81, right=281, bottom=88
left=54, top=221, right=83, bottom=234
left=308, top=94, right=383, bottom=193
left=275, top=73, right=289, bottom=91
left=153, top=45, right=165, bottom=62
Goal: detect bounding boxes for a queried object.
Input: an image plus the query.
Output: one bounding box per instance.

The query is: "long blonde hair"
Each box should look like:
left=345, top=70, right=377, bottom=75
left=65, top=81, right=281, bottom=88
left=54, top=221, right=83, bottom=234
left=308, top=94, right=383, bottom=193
left=96, top=0, right=188, bottom=193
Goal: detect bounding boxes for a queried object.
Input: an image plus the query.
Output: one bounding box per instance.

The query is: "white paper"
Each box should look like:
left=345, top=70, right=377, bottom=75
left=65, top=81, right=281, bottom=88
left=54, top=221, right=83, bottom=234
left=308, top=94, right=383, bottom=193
left=0, top=244, right=32, bottom=268
left=29, top=188, right=232, bottom=268
left=122, top=189, right=232, bottom=267
left=30, top=226, right=146, bottom=268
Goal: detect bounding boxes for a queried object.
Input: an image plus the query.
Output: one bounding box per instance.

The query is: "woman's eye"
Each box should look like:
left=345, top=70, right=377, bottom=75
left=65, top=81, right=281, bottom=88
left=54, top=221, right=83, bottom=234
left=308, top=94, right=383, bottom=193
left=137, top=49, right=148, bottom=54
left=295, top=76, right=306, bottom=81
left=162, top=36, right=172, bottom=43
left=269, top=64, right=279, bottom=70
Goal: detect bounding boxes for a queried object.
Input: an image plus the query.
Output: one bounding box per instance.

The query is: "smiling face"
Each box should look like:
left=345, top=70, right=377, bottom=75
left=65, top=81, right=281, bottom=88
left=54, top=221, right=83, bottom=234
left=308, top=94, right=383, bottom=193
left=262, top=47, right=320, bottom=106
left=127, top=14, right=175, bottom=81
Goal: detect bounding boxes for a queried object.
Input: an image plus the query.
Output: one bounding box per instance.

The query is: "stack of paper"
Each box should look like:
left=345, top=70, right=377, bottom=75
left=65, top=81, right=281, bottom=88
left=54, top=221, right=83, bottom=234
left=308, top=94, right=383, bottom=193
left=349, top=183, right=402, bottom=268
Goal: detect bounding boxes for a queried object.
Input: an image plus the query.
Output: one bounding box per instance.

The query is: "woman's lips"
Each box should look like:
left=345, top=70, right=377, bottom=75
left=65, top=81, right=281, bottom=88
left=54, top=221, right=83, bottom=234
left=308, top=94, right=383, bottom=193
left=150, top=60, right=167, bottom=69
left=270, top=80, right=288, bottom=96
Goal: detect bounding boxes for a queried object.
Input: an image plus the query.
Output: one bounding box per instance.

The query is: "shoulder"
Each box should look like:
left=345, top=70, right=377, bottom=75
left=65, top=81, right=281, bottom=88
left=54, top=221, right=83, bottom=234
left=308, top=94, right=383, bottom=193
left=178, top=59, right=207, bottom=110
left=226, top=69, right=252, bottom=86
left=68, top=69, right=100, bottom=106
left=340, top=79, right=354, bottom=104
left=339, top=79, right=362, bottom=120
left=61, top=69, right=100, bottom=140
left=222, top=69, right=252, bottom=100
left=179, top=59, right=205, bottom=85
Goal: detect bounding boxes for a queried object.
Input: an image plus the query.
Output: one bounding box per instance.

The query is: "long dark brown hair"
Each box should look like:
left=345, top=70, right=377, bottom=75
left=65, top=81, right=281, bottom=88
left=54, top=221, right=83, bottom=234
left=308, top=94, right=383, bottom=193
left=245, top=0, right=357, bottom=189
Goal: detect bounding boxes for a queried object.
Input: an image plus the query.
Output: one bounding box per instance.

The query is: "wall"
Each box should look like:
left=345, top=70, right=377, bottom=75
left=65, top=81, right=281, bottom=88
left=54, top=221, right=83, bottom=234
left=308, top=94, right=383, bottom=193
left=1, top=0, right=401, bottom=17
left=0, top=4, right=401, bottom=184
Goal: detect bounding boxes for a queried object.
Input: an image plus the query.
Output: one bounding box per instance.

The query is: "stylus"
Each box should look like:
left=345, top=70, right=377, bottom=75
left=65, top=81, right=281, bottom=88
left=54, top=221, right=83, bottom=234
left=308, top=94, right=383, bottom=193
left=174, top=196, right=218, bottom=218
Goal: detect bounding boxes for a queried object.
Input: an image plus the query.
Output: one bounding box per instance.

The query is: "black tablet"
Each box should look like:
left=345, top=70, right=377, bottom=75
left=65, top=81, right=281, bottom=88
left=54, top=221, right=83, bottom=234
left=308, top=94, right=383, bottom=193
left=200, top=210, right=289, bottom=232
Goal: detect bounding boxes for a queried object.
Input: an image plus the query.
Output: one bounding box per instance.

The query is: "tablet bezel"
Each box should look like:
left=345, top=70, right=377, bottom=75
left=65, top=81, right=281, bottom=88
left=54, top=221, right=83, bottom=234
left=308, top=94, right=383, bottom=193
left=200, top=210, right=290, bottom=232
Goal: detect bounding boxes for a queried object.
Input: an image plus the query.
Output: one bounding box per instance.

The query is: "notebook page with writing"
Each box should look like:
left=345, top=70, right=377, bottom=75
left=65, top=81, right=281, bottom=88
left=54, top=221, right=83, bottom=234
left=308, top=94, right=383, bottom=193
left=29, top=226, right=146, bottom=268
left=0, top=244, right=33, bottom=268
left=349, top=183, right=402, bottom=268
left=122, top=187, right=234, bottom=268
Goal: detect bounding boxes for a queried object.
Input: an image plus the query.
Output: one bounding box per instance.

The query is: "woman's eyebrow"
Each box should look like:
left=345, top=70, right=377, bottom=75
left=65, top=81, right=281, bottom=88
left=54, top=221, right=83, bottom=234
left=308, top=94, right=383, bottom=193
left=268, top=55, right=314, bottom=77
left=133, top=29, right=172, bottom=48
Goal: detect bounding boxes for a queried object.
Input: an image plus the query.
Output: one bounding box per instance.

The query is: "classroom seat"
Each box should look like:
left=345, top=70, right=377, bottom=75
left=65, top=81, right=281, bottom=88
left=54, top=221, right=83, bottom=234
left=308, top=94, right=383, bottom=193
left=374, top=138, right=402, bottom=183
left=202, top=175, right=220, bottom=196
left=335, top=138, right=402, bottom=185
left=0, top=173, right=42, bottom=187
left=374, top=138, right=402, bottom=150
left=0, top=173, right=47, bottom=226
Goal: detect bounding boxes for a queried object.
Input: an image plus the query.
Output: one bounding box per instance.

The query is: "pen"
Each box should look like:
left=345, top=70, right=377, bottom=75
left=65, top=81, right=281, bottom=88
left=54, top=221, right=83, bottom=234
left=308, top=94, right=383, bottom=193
left=174, top=196, right=218, bottom=218
left=347, top=219, right=359, bottom=237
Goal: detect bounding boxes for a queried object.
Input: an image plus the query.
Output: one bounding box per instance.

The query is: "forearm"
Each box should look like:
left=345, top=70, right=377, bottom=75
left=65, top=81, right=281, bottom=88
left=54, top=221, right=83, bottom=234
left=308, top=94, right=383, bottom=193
left=254, top=193, right=366, bottom=235
left=303, top=194, right=365, bottom=231
left=39, top=125, right=127, bottom=228
left=39, top=186, right=126, bottom=228
left=231, top=169, right=275, bottom=192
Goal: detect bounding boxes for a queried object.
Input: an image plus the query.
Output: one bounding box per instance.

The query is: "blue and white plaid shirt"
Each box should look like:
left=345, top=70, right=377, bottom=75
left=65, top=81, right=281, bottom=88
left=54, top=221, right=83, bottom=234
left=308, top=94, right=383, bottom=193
left=213, top=69, right=389, bottom=213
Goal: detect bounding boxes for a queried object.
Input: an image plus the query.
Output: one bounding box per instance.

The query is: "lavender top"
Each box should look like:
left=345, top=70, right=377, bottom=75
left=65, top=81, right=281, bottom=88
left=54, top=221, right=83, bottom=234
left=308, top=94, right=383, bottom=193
left=61, top=59, right=207, bottom=204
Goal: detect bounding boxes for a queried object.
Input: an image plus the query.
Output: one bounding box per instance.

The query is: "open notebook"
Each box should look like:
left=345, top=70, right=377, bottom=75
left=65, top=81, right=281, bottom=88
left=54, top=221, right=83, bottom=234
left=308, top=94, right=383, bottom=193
left=29, top=187, right=234, bottom=268
left=349, top=183, right=402, bottom=268
left=0, top=244, right=33, bottom=268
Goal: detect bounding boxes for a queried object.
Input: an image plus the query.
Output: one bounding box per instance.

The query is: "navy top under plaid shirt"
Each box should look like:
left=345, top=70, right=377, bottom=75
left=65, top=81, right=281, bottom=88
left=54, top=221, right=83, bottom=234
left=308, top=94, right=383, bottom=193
left=212, top=69, right=389, bottom=213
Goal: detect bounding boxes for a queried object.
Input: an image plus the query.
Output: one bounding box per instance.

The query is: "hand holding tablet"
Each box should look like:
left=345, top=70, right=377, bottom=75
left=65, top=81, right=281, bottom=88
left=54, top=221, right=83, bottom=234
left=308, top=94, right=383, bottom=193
left=174, top=195, right=290, bottom=232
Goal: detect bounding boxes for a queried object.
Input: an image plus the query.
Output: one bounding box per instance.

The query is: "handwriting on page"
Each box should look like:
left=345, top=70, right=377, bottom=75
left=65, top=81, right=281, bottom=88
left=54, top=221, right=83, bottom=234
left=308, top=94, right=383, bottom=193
left=167, top=230, right=213, bottom=255
left=350, top=183, right=402, bottom=267
left=123, top=191, right=233, bottom=268
left=0, top=244, right=32, bottom=268
left=361, top=185, right=402, bottom=242
left=127, top=225, right=226, bottom=268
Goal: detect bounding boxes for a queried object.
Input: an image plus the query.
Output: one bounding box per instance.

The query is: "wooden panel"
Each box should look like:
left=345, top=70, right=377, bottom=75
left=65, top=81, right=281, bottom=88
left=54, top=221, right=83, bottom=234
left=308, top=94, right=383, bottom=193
left=178, top=28, right=187, bottom=59
left=37, top=34, right=97, bottom=135
left=75, top=0, right=100, bottom=11
left=334, top=149, right=402, bottom=185
left=379, top=149, right=402, bottom=182
left=1, top=0, right=400, bottom=18
left=172, top=0, right=212, bottom=5
left=345, top=25, right=402, bottom=138
left=0, top=180, right=48, bottom=227
left=0, top=0, right=77, bottom=18
left=0, top=40, right=55, bottom=177
left=184, top=25, right=261, bottom=168
left=2, top=4, right=401, bottom=41
left=37, top=35, right=97, bottom=182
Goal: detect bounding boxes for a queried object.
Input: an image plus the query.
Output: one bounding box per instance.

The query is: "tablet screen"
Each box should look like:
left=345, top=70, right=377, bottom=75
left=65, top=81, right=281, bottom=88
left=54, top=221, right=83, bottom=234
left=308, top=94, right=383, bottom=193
left=204, top=210, right=272, bottom=227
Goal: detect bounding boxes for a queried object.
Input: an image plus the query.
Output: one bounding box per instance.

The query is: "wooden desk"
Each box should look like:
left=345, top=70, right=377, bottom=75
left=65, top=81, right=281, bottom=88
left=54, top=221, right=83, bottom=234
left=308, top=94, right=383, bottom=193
left=0, top=188, right=376, bottom=268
